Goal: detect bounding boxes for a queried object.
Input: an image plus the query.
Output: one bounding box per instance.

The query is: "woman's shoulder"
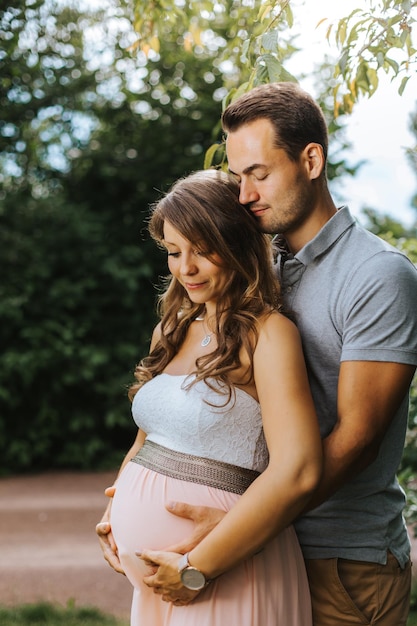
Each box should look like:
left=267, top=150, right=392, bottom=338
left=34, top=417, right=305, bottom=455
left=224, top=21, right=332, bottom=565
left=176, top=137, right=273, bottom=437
left=254, top=310, right=302, bottom=358
left=257, top=309, right=298, bottom=335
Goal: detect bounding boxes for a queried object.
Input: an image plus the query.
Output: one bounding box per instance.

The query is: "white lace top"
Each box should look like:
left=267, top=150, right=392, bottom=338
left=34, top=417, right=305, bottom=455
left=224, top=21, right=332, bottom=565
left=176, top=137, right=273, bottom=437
left=132, top=373, right=268, bottom=472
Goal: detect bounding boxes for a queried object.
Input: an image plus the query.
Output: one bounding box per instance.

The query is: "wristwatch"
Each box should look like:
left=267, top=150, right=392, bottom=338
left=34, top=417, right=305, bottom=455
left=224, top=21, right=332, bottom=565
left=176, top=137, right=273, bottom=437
left=177, top=552, right=208, bottom=591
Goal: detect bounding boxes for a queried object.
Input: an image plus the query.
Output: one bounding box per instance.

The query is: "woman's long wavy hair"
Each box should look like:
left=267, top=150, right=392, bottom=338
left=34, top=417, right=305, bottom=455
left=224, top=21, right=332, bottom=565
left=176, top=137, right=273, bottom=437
left=129, top=169, right=282, bottom=402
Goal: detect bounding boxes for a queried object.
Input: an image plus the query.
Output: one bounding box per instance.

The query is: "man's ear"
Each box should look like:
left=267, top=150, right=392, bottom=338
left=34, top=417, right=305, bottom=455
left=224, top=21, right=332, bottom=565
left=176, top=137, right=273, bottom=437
left=302, top=143, right=325, bottom=180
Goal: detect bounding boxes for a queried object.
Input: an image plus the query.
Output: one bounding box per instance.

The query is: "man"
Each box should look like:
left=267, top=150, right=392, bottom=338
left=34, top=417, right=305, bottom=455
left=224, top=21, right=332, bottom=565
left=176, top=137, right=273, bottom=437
left=97, top=82, right=417, bottom=625
left=220, top=82, right=417, bottom=625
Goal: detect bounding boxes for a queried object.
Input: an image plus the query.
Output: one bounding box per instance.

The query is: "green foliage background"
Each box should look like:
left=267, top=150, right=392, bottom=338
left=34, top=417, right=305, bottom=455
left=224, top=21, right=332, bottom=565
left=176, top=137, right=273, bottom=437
left=0, top=1, right=224, bottom=473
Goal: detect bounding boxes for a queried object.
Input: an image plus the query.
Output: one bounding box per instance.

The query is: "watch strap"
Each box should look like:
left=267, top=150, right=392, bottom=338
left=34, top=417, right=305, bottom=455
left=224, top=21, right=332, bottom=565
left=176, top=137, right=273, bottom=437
left=177, top=552, right=190, bottom=573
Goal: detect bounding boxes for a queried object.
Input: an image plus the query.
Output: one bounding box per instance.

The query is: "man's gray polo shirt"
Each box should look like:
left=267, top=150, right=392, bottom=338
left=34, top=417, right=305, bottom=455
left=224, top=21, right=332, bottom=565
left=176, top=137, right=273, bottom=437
left=275, top=206, right=417, bottom=567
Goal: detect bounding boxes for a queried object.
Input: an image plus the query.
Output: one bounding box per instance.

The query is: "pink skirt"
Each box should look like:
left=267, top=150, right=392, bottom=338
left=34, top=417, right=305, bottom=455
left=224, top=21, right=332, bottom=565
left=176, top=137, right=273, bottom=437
left=111, top=460, right=312, bottom=626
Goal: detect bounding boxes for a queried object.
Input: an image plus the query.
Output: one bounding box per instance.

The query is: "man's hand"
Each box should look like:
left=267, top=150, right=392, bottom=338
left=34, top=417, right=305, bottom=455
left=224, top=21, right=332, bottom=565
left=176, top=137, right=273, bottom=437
left=96, top=486, right=125, bottom=575
left=164, top=501, right=226, bottom=553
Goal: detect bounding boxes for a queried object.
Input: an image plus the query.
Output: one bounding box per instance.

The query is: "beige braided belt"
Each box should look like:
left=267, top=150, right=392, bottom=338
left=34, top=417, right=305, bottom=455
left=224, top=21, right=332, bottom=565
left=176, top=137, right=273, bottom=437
left=131, top=439, right=260, bottom=495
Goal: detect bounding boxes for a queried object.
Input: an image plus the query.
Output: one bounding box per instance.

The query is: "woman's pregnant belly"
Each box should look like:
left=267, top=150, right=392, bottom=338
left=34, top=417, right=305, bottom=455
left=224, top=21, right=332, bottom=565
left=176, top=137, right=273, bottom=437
left=110, top=460, right=238, bottom=589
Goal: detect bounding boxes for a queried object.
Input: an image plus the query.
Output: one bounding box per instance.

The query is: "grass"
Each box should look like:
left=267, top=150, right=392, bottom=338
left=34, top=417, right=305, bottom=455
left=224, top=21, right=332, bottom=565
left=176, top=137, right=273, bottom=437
left=0, top=602, right=129, bottom=626
left=0, top=601, right=416, bottom=625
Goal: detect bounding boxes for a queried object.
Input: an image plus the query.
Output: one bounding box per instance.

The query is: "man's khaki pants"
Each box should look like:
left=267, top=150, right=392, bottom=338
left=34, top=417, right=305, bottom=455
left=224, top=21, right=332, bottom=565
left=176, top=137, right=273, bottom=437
left=305, top=552, right=411, bottom=625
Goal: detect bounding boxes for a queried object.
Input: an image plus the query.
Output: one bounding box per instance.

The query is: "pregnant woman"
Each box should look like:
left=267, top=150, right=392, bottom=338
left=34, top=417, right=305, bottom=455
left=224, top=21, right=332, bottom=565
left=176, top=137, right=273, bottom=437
left=98, top=169, right=322, bottom=625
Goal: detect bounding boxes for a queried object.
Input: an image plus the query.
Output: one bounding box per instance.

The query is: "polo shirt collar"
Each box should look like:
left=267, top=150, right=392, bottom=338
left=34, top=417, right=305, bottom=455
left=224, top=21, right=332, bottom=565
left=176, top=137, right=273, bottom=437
left=274, top=206, right=355, bottom=266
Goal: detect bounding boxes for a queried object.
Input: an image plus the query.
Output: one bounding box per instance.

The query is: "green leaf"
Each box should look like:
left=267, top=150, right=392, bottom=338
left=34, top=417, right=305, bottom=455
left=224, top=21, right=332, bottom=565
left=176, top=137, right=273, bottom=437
left=256, top=53, right=283, bottom=83
left=399, top=74, right=411, bottom=95
left=283, top=3, right=294, bottom=29
left=325, top=22, right=333, bottom=41
left=355, top=61, right=371, bottom=93
left=203, top=142, right=222, bottom=169
left=401, top=0, right=412, bottom=12
left=376, top=51, right=385, bottom=67
left=277, top=65, right=298, bottom=84
left=338, top=48, right=350, bottom=74
left=257, top=1, right=273, bottom=22
left=255, top=62, right=269, bottom=84
left=366, top=67, right=379, bottom=93
left=262, top=29, right=279, bottom=52
left=265, top=55, right=282, bottom=82
left=388, top=13, right=405, bottom=26
left=336, top=18, right=348, bottom=45
left=241, top=38, right=250, bottom=62
left=384, top=56, right=400, bottom=73
left=346, top=25, right=360, bottom=45
left=400, top=28, right=411, bottom=44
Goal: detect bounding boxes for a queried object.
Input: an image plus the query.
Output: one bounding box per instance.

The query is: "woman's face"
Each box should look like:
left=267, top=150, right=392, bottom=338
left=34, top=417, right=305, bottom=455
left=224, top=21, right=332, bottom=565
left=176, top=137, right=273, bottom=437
left=163, top=220, right=232, bottom=312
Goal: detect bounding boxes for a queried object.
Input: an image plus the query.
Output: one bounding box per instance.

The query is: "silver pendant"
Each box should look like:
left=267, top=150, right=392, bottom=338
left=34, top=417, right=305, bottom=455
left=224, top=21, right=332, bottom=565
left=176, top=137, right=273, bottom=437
left=201, top=335, right=212, bottom=347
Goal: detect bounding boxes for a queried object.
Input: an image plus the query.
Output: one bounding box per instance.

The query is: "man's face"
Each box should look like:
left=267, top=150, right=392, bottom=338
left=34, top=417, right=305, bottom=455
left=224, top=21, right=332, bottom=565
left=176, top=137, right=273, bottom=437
left=226, top=118, right=315, bottom=238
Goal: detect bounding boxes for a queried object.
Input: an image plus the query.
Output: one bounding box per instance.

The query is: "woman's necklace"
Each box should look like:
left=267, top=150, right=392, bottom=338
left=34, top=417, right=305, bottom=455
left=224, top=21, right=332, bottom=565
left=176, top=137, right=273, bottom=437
left=195, top=315, right=214, bottom=347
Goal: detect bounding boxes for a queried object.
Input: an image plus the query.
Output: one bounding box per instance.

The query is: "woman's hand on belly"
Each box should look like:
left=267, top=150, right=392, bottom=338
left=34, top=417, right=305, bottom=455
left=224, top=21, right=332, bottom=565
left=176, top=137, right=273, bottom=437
left=138, top=549, right=202, bottom=606
left=96, top=486, right=125, bottom=575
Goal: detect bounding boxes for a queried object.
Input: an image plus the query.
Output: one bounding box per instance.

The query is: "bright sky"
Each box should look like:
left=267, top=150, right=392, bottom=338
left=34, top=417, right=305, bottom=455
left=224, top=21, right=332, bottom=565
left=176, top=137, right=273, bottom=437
left=82, top=0, right=417, bottom=227
left=289, top=0, right=417, bottom=228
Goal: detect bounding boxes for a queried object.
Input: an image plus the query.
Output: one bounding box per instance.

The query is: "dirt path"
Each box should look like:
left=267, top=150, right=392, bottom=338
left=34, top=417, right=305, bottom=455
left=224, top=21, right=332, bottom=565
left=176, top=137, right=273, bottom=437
left=0, top=471, right=132, bottom=620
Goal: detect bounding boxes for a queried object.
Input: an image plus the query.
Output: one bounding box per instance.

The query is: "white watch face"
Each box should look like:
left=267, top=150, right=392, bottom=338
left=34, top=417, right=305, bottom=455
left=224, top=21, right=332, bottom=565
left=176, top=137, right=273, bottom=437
left=181, top=567, right=206, bottom=590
